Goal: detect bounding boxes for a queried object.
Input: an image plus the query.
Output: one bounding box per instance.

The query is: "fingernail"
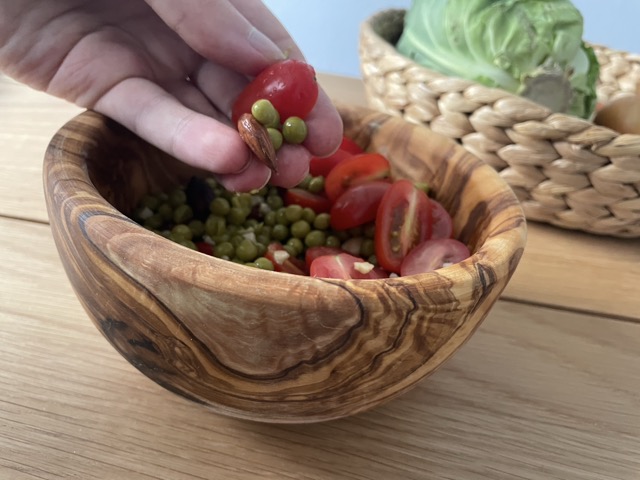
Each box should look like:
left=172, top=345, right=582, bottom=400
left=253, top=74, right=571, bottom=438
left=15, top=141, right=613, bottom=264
left=248, top=27, right=285, bottom=62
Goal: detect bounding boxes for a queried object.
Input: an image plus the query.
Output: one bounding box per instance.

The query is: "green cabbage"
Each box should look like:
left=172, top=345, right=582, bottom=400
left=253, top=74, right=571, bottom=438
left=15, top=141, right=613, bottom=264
left=396, top=0, right=600, bottom=119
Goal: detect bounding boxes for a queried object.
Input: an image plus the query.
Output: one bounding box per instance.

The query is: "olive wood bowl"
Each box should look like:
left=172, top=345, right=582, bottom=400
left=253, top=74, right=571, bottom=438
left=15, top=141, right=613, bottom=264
left=44, top=105, right=526, bottom=423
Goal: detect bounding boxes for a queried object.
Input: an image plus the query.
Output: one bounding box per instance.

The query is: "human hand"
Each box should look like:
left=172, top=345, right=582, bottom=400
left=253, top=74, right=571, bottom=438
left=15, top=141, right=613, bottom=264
left=0, top=0, right=343, bottom=191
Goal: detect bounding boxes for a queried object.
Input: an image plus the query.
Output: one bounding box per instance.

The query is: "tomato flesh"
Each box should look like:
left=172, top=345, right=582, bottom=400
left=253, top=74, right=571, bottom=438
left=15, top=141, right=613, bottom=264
left=283, top=188, right=332, bottom=214
left=339, top=136, right=364, bottom=155
left=374, top=179, right=432, bottom=273
left=330, top=180, right=391, bottom=231
left=400, top=238, right=471, bottom=276
left=430, top=199, right=454, bottom=239
left=309, top=253, right=388, bottom=280
left=304, top=246, right=344, bottom=268
left=231, top=59, right=318, bottom=123
left=309, top=148, right=351, bottom=177
left=324, top=153, right=390, bottom=202
left=265, top=242, right=307, bottom=275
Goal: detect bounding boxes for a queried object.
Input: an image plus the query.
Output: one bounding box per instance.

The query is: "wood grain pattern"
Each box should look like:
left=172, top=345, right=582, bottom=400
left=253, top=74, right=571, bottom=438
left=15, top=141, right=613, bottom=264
left=42, top=106, right=526, bottom=423
left=2, top=217, right=640, bottom=480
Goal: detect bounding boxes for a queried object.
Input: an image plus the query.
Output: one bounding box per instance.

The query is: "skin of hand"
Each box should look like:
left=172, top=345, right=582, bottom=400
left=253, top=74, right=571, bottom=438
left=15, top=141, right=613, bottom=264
left=0, top=0, right=343, bottom=192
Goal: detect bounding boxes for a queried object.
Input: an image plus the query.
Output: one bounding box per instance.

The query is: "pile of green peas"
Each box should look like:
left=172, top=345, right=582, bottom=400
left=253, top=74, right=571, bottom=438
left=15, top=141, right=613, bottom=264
left=131, top=175, right=378, bottom=272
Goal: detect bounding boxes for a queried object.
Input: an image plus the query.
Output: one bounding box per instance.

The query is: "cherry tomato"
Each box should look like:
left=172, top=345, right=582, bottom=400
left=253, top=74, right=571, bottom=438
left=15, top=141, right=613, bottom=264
left=375, top=179, right=432, bottom=274
left=330, top=180, right=391, bottom=231
left=339, top=136, right=364, bottom=155
left=284, top=188, right=332, bottom=213
left=324, top=153, right=390, bottom=203
left=309, top=148, right=351, bottom=177
left=400, top=238, right=471, bottom=276
left=309, top=253, right=388, bottom=280
left=232, top=59, right=319, bottom=124
left=305, top=246, right=344, bottom=268
left=264, top=242, right=307, bottom=275
left=430, top=199, right=454, bottom=240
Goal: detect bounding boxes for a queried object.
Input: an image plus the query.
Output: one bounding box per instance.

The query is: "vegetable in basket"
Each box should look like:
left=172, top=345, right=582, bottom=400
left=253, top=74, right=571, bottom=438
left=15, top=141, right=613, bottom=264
left=395, top=0, right=600, bottom=119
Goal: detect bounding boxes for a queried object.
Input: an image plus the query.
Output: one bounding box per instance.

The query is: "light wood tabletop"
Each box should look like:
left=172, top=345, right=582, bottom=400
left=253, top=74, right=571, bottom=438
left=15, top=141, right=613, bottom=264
left=1, top=73, right=639, bottom=480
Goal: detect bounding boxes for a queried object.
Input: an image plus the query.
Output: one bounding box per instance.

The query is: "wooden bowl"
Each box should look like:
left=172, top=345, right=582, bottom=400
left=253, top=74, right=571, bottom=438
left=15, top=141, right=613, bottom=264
left=44, top=105, right=526, bottom=423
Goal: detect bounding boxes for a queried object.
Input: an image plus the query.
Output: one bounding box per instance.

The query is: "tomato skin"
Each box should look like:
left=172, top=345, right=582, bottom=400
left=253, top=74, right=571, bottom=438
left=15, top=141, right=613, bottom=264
left=309, top=253, right=388, bottom=280
left=430, top=199, right=454, bottom=240
left=264, top=242, right=307, bottom=275
left=195, top=241, right=213, bottom=256
left=231, top=59, right=318, bottom=123
left=324, top=153, right=391, bottom=203
left=330, top=181, right=391, bottom=231
left=339, top=136, right=364, bottom=155
left=309, top=148, right=351, bottom=177
left=400, top=238, right=471, bottom=276
left=283, top=188, right=332, bottom=213
left=374, top=179, right=433, bottom=274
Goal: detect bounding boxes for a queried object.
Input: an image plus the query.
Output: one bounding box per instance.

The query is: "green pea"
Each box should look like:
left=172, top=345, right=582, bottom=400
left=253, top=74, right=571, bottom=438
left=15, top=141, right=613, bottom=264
left=173, top=204, right=193, bottom=224
left=212, top=233, right=230, bottom=244
left=363, top=223, right=376, bottom=238
left=272, top=224, right=289, bottom=241
left=256, top=233, right=271, bottom=247
left=169, top=189, right=187, bottom=207
left=290, top=220, right=311, bottom=239
left=360, top=238, right=375, bottom=258
left=282, top=116, right=308, bottom=144
left=325, top=235, right=341, bottom=248
left=157, top=203, right=173, bottom=221
left=231, top=193, right=253, bottom=210
left=171, top=224, right=193, bottom=241
left=140, top=194, right=160, bottom=211
left=285, top=204, right=303, bottom=223
left=267, top=194, right=283, bottom=210
left=205, top=215, right=226, bottom=237
left=214, top=242, right=234, bottom=259
left=286, top=237, right=304, bottom=256
left=188, top=219, right=205, bottom=238
left=228, top=207, right=248, bottom=226
left=210, top=197, right=230, bottom=216
left=275, top=208, right=289, bottom=226
left=268, top=128, right=283, bottom=151
left=301, top=207, right=316, bottom=224
left=143, top=213, right=164, bottom=230
left=348, top=226, right=364, bottom=238
left=251, top=99, right=280, bottom=128
left=255, top=242, right=267, bottom=257
left=263, top=211, right=277, bottom=226
left=297, top=175, right=312, bottom=190
left=254, top=257, right=275, bottom=271
left=230, top=235, right=245, bottom=248
left=308, top=176, right=325, bottom=194
left=313, top=213, right=331, bottom=230
left=178, top=240, right=197, bottom=250
left=305, top=230, right=326, bottom=247
left=236, top=239, right=259, bottom=261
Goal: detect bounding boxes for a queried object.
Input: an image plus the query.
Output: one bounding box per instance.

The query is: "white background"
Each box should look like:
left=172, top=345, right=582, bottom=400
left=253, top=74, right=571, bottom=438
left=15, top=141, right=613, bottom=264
left=263, top=0, right=640, bottom=78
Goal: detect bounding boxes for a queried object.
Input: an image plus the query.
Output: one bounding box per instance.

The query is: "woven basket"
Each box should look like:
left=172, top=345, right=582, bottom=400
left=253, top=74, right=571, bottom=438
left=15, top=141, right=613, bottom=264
left=359, top=9, right=640, bottom=238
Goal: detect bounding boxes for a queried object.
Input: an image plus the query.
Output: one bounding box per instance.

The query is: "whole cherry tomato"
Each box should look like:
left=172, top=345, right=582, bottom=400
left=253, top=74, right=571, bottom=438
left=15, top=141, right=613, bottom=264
left=324, top=153, right=390, bottom=203
left=430, top=199, right=454, bottom=240
left=309, top=253, right=388, bottom=280
left=283, top=188, right=332, bottom=214
left=232, top=59, right=319, bottom=123
left=330, top=180, right=391, bottom=231
left=375, top=179, right=432, bottom=273
left=400, top=238, right=471, bottom=276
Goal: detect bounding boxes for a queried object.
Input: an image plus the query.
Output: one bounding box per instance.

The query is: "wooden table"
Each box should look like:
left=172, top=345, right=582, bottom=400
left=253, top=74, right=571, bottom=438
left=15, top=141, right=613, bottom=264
left=2, top=73, right=639, bottom=480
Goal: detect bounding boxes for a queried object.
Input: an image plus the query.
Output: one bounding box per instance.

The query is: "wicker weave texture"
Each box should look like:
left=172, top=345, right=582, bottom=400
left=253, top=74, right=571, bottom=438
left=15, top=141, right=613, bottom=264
left=359, top=9, right=640, bottom=238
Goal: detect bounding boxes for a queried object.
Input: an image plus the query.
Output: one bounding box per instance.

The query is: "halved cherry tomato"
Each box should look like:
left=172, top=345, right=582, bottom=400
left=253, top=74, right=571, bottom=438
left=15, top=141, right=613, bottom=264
left=330, top=180, right=391, bottom=231
left=339, top=136, right=365, bottom=155
left=231, top=59, right=319, bottom=123
left=430, top=199, right=454, bottom=240
left=283, top=188, right=332, bottom=213
left=400, top=238, right=471, bottom=276
left=265, top=242, right=307, bottom=275
left=309, top=148, right=351, bottom=177
left=195, top=241, right=213, bottom=256
left=305, top=246, right=344, bottom=268
left=309, top=253, right=388, bottom=280
left=375, top=179, right=432, bottom=273
left=324, top=153, right=390, bottom=202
